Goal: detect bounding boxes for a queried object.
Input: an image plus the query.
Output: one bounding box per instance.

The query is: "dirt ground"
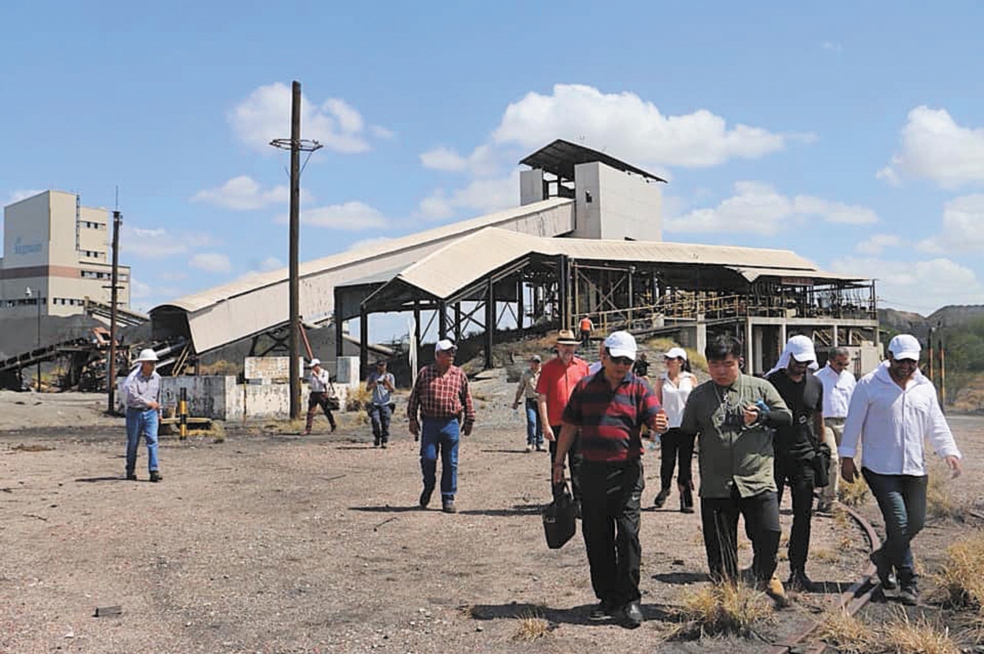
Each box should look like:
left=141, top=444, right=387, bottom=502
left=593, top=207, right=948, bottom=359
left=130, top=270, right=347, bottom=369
left=2, top=379, right=983, bottom=654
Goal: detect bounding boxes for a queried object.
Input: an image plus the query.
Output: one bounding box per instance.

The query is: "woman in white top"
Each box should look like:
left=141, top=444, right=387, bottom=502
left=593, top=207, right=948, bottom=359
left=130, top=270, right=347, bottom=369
left=653, top=347, right=699, bottom=512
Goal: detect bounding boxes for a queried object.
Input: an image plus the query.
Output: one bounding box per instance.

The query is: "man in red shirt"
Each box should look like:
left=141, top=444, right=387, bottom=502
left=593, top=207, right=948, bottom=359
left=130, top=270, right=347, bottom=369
left=408, top=339, right=475, bottom=514
left=536, top=329, right=590, bottom=509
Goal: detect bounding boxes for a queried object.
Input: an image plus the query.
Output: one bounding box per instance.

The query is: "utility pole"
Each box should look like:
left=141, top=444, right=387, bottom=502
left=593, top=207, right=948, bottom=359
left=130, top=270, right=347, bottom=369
left=270, top=81, right=322, bottom=420
left=107, top=208, right=122, bottom=414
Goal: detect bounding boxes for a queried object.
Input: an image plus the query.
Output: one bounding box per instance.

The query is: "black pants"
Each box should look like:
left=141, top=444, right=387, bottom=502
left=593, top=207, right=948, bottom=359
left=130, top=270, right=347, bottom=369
left=580, top=460, right=644, bottom=605
left=701, top=487, right=780, bottom=583
left=659, top=428, right=695, bottom=490
left=305, top=392, right=337, bottom=431
left=549, top=425, right=582, bottom=501
left=775, top=456, right=815, bottom=572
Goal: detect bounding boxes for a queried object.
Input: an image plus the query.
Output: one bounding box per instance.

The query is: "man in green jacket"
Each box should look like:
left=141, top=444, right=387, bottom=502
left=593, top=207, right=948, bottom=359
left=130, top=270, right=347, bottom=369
left=680, top=336, right=792, bottom=600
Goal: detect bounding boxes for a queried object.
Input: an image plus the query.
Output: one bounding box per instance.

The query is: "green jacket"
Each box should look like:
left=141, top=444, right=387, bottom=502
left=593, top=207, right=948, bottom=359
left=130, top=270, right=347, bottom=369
left=680, top=374, right=792, bottom=499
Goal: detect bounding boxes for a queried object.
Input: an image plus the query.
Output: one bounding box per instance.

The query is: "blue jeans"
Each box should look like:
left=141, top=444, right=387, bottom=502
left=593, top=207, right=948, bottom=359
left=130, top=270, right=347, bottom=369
left=524, top=398, right=542, bottom=447
left=367, top=403, right=392, bottom=442
left=420, top=417, right=459, bottom=501
left=862, top=468, right=927, bottom=582
left=126, top=408, right=160, bottom=474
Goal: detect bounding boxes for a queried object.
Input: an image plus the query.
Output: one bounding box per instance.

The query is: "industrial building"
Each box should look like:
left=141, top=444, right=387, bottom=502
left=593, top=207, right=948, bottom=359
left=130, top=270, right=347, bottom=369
left=0, top=190, right=131, bottom=319
left=150, top=140, right=878, bottom=379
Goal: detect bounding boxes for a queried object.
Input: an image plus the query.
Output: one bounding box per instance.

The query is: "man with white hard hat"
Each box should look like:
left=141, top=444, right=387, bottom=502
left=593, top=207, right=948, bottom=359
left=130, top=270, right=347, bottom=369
left=122, top=348, right=163, bottom=482
left=840, top=333, right=963, bottom=605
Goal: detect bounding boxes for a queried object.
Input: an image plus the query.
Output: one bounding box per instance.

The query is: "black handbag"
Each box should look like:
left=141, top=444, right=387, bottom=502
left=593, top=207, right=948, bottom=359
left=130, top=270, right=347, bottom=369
left=812, top=441, right=831, bottom=488
left=542, top=484, right=577, bottom=549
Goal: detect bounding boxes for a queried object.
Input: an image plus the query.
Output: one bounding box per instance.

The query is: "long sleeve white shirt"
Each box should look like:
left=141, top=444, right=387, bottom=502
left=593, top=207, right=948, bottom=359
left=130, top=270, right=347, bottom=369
left=308, top=368, right=331, bottom=393
left=839, top=361, right=961, bottom=475
left=814, top=364, right=856, bottom=418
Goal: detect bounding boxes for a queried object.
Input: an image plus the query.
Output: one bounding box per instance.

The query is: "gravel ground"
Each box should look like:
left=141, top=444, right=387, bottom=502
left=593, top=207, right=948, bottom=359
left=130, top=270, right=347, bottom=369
left=2, top=378, right=982, bottom=653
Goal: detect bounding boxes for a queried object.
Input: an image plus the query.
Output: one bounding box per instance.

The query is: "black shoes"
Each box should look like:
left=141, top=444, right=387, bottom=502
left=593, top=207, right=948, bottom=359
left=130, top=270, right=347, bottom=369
left=618, top=601, right=643, bottom=629
left=787, top=569, right=817, bottom=592
left=125, top=472, right=137, bottom=481
left=680, top=488, right=694, bottom=513
left=149, top=471, right=162, bottom=483
left=653, top=489, right=669, bottom=508
left=419, top=488, right=433, bottom=508
left=442, top=499, right=457, bottom=514
left=588, top=600, right=616, bottom=621
left=869, top=550, right=897, bottom=590
left=898, top=578, right=919, bottom=605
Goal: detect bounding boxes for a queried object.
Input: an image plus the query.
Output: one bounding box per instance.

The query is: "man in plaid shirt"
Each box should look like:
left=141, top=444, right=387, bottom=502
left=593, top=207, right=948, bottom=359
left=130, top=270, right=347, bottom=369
left=408, top=339, right=475, bottom=514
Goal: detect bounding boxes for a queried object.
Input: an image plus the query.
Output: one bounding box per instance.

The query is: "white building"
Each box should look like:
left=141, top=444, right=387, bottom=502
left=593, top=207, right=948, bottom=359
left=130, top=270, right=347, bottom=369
left=0, top=190, right=131, bottom=318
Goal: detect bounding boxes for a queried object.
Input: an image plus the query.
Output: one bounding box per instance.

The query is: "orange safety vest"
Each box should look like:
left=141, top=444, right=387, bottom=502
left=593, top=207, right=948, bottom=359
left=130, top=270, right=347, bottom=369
left=579, top=317, right=592, bottom=332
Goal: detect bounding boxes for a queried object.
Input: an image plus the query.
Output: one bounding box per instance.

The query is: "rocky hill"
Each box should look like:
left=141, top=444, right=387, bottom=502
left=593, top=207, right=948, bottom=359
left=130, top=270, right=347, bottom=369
left=878, top=305, right=984, bottom=339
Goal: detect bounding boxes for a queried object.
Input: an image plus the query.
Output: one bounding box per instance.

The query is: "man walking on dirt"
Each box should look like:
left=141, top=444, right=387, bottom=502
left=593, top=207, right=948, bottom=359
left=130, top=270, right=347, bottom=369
left=814, top=346, right=856, bottom=513
left=537, top=329, right=590, bottom=510
left=123, top=348, right=163, bottom=482
left=765, top=335, right=825, bottom=592
left=304, top=358, right=337, bottom=435
left=408, top=339, right=475, bottom=514
left=366, top=359, right=396, bottom=448
left=512, top=354, right=543, bottom=452
left=840, top=334, right=962, bottom=605
left=680, top=336, right=792, bottom=600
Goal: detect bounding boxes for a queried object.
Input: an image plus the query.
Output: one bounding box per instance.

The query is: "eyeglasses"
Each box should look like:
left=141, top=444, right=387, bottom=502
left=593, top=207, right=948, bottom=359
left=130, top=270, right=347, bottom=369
left=609, top=356, right=634, bottom=366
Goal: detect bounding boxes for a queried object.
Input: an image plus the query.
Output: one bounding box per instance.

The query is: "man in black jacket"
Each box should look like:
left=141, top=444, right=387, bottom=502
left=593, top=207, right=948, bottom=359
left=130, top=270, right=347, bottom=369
left=766, top=335, right=825, bottom=592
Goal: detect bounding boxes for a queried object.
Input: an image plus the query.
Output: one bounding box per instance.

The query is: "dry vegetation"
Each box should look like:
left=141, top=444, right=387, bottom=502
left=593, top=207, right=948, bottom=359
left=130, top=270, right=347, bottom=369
left=818, top=608, right=964, bottom=654
left=666, top=582, right=774, bottom=641
left=512, top=609, right=552, bottom=643
left=839, top=475, right=871, bottom=507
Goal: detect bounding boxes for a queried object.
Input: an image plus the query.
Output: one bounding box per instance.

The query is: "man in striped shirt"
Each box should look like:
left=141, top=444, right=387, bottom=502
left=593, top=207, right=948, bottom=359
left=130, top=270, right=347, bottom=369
left=552, top=331, right=667, bottom=629
left=408, top=339, right=475, bottom=514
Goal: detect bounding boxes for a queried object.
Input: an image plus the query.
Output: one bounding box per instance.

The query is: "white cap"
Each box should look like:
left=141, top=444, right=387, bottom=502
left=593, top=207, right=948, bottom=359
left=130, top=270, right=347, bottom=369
left=310, top=358, right=321, bottom=367
left=888, top=334, right=921, bottom=361
left=786, top=335, right=817, bottom=364
left=664, top=347, right=688, bottom=361
left=435, top=339, right=457, bottom=354
left=134, top=348, right=158, bottom=363
left=604, top=331, right=637, bottom=360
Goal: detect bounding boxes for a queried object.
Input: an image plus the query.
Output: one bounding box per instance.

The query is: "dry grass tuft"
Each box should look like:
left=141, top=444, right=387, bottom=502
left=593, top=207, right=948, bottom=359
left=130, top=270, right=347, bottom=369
left=668, top=582, right=773, bottom=640
left=928, top=537, right=984, bottom=612
left=345, top=386, right=372, bottom=412
left=512, top=610, right=552, bottom=642
left=811, top=547, right=837, bottom=562
left=838, top=475, right=870, bottom=507
left=816, top=609, right=875, bottom=654
left=881, top=608, right=962, bottom=654
left=926, top=459, right=972, bottom=522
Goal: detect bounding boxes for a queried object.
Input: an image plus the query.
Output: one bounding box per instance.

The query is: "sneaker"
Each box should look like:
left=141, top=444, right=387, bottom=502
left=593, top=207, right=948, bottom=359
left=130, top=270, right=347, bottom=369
left=618, top=601, right=643, bottom=629
left=380, top=441, right=388, bottom=449
left=653, top=489, right=669, bottom=508
left=816, top=500, right=834, bottom=513
left=764, top=574, right=787, bottom=602
left=373, top=438, right=380, bottom=448
left=898, top=580, right=919, bottom=606
left=149, top=471, right=163, bottom=483
left=787, top=569, right=817, bottom=592
left=525, top=444, right=534, bottom=452
left=588, top=600, right=616, bottom=621
left=442, top=499, right=457, bottom=514
left=536, top=445, right=546, bottom=452
left=869, top=550, right=897, bottom=590
left=125, top=472, right=137, bottom=481
left=419, top=488, right=433, bottom=508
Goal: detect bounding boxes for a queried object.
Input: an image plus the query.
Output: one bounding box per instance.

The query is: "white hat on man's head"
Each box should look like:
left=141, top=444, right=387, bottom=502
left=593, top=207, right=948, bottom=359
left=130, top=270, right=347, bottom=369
left=435, top=339, right=457, bottom=354
left=309, top=358, right=321, bottom=367
left=604, top=331, right=638, bottom=360
left=786, top=335, right=817, bottom=363
left=134, top=348, right=158, bottom=364
left=888, top=334, right=921, bottom=361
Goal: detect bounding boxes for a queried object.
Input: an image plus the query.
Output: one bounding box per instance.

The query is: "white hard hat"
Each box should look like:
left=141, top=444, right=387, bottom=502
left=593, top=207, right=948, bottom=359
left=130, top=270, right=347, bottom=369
left=310, top=358, right=321, bottom=367
left=134, top=348, right=158, bottom=363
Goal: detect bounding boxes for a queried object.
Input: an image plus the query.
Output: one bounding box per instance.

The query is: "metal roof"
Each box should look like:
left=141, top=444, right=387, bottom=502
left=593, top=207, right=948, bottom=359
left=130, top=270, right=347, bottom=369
left=519, top=139, right=667, bottom=184
left=373, top=228, right=860, bottom=303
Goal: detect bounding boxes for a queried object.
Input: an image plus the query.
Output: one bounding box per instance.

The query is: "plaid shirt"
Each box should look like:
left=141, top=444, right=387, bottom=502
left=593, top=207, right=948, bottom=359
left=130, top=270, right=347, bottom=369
left=407, top=363, right=475, bottom=431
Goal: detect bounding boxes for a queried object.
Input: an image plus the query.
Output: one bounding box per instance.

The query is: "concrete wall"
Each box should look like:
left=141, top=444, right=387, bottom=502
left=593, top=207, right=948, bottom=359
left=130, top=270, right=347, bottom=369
left=573, top=162, right=662, bottom=241
left=520, top=169, right=545, bottom=205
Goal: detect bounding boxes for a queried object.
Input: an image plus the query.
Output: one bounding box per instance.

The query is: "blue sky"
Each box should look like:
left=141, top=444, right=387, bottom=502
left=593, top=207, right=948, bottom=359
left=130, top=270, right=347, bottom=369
left=3, top=1, right=984, bottom=318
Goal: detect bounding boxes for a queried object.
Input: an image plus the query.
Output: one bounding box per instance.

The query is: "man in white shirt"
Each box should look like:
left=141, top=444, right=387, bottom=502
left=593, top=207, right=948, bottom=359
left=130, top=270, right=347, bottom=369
left=814, top=347, right=856, bottom=512
left=304, top=358, right=338, bottom=435
left=839, top=334, right=962, bottom=605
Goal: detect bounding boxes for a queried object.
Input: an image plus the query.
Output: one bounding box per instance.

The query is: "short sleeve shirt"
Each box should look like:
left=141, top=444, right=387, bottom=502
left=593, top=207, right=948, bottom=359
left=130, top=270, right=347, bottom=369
left=535, top=356, right=590, bottom=426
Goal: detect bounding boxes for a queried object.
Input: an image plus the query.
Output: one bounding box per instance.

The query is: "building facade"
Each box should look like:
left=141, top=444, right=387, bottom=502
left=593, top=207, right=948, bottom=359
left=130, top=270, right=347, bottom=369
left=1, top=190, right=130, bottom=318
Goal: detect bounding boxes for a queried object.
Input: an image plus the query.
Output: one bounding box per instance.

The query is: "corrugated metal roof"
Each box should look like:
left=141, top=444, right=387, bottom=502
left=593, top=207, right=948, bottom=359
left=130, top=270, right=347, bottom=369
left=520, top=139, right=667, bottom=183
left=389, top=228, right=844, bottom=301
left=726, top=266, right=866, bottom=283
left=165, top=198, right=574, bottom=313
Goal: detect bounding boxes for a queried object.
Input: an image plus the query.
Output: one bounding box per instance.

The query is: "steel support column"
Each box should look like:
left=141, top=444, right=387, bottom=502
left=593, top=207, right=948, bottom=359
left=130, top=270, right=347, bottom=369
left=438, top=302, right=448, bottom=340
left=359, top=309, right=369, bottom=378
left=484, top=277, right=494, bottom=370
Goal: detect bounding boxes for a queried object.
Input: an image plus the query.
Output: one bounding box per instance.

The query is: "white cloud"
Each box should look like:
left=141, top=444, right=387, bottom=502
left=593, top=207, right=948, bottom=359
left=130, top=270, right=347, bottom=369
left=918, top=193, right=984, bottom=254
left=491, top=84, right=809, bottom=168
left=347, top=236, right=395, bottom=252
left=878, top=106, right=984, bottom=188
left=856, top=234, right=903, bottom=256
left=5, top=189, right=44, bottom=205
left=416, top=173, right=519, bottom=221
left=275, top=201, right=388, bottom=230
left=665, top=182, right=878, bottom=235
left=369, top=125, right=396, bottom=140
left=830, top=256, right=984, bottom=312
left=121, top=225, right=214, bottom=258
left=189, top=252, right=232, bottom=273
left=229, top=83, right=392, bottom=154
left=419, top=144, right=499, bottom=177
left=192, top=176, right=288, bottom=210
left=129, top=278, right=152, bottom=300
left=258, top=256, right=283, bottom=271
left=821, top=41, right=843, bottom=52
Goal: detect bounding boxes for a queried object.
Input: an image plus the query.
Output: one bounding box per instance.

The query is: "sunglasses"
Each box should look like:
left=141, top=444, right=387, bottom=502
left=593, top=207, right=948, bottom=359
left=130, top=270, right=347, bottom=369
left=609, top=356, right=634, bottom=366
